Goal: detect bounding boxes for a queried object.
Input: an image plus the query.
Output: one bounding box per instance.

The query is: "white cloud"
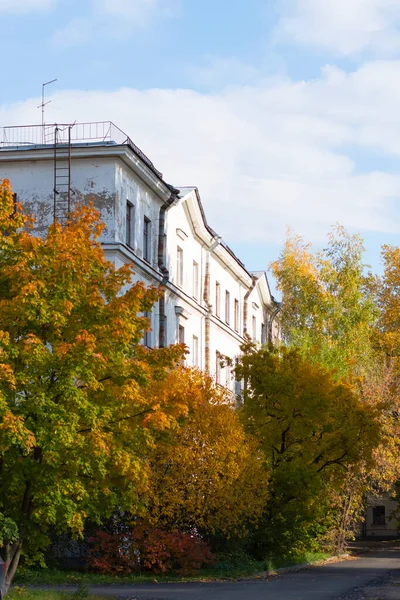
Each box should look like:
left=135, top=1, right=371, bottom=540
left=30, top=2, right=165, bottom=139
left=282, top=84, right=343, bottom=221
left=51, top=17, right=94, bottom=47
left=2, top=60, right=400, bottom=247
left=52, top=0, right=179, bottom=46
left=0, top=0, right=54, bottom=13
left=275, top=0, right=400, bottom=56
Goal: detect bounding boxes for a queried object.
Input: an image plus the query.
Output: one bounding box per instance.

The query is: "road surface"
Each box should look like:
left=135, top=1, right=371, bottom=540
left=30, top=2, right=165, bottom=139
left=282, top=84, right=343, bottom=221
left=30, top=549, right=400, bottom=600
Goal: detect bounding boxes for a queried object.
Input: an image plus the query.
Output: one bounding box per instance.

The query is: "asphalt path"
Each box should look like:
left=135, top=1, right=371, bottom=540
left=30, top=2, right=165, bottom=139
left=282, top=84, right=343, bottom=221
left=30, top=549, right=400, bottom=600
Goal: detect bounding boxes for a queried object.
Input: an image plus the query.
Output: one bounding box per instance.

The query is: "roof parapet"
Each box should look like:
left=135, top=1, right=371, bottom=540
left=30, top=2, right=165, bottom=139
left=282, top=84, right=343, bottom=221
left=0, top=121, right=163, bottom=178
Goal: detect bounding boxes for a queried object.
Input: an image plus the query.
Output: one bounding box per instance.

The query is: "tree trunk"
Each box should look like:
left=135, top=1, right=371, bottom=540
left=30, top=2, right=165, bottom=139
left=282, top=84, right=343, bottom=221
left=4, top=539, right=23, bottom=593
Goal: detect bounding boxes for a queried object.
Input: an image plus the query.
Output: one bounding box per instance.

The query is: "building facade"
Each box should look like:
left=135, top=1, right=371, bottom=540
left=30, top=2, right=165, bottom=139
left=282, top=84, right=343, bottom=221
left=363, top=494, right=399, bottom=538
left=0, top=122, right=280, bottom=395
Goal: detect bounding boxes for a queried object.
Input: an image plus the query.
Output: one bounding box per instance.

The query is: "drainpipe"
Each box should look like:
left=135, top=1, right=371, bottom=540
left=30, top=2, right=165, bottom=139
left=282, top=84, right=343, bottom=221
left=158, top=188, right=179, bottom=348
left=204, top=236, right=221, bottom=373
left=268, top=302, right=283, bottom=345
left=243, top=276, right=257, bottom=340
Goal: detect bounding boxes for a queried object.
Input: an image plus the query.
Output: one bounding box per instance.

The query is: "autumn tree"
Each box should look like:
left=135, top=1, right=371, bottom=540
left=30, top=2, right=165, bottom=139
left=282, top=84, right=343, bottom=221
left=324, top=360, right=400, bottom=552
left=145, top=368, right=269, bottom=540
left=270, top=226, right=378, bottom=379
left=0, top=180, right=184, bottom=590
left=364, top=245, right=400, bottom=504
left=271, top=228, right=400, bottom=548
left=374, top=244, right=400, bottom=360
left=236, top=345, right=380, bottom=557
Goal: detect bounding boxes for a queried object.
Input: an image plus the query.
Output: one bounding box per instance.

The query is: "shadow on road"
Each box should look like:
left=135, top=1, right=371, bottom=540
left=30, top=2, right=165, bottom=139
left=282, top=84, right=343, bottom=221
left=28, top=543, right=400, bottom=600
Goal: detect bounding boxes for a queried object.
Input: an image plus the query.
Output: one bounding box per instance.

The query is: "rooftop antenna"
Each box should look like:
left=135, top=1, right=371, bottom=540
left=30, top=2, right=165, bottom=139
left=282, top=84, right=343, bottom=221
left=38, top=79, right=57, bottom=143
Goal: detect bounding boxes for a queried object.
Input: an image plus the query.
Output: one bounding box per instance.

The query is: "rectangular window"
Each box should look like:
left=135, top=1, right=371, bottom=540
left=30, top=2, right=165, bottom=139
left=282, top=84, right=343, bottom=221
left=143, top=217, right=151, bottom=262
left=372, top=506, right=386, bottom=526
left=216, top=350, right=221, bottom=384
left=192, top=335, right=199, bottom=367
left=177, top=246, right=183, bottom=287
left=144, top=311, right=152, bottom=348
left=193, top=261, right=199, bottom=299
left=215, top=282, right=220, bottom=317
left=252, top=315, right=257, bottom=341
left=226, top=363, right=231, bottom=388
left=126, top=201, right=134, bottom=247
left=178, top=324, right=185, bottom=345
left=225, top=291, right=230, bottom=325
left=234, top=299, right=239, bottom=332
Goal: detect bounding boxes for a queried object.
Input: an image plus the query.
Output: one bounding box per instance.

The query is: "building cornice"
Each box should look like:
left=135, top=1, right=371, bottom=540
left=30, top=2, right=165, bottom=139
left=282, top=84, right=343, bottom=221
left=0, top=144, right=174, bottom=203
left=180, top=189, right=253, bottom=287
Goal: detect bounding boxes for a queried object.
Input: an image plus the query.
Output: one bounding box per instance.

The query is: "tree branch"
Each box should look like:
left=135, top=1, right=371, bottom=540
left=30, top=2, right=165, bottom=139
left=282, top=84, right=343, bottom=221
left=77, top=408, right=155, bottom=434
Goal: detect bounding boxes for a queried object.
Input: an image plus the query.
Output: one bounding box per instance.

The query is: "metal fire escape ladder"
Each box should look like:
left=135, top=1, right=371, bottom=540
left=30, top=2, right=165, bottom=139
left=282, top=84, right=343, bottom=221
left=53, top=125, right=72, bottom=223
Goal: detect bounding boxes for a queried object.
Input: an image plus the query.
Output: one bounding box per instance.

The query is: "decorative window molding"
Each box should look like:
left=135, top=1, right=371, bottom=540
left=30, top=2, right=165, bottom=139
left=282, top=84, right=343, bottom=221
left=175, top=306, right=190, bottom=320
left=176, top=228, right=188, bottom=241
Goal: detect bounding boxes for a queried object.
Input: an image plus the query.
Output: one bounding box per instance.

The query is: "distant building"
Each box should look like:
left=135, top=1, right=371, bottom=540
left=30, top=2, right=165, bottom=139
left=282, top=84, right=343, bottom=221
left=362, top=494, right=399, bottom=539
left=0, top=121, right=280, bottom=396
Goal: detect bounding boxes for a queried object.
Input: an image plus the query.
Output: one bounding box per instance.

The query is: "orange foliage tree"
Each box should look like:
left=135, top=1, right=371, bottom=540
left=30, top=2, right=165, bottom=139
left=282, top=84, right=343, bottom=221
left=0, top=180, right=185, bottom=589
left=144, top=368, right=269, bottom=539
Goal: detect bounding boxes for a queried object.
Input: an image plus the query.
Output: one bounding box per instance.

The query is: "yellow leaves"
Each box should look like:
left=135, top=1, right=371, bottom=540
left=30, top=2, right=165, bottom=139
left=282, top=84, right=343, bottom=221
left=374, top=245, right=400, bottom=362
left=272, top=226, right=377, bottom=380
left=145, top=367, right=269, bottom=536
left=0, top=363, right=16, bottom=388
left=0, top=410, right=35, bottom=452
left=75, top=330, right=96, bottom=348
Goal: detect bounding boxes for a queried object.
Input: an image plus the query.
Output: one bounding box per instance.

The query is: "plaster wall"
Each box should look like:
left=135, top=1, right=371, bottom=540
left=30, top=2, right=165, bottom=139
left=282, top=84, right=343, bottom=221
left=165, top=199, right=263, bottom=392
left=1, top=155, right=117, bottom=241
left=114, top=159, right=164, bottom=271
left=365, top=495, right=399, bottom=538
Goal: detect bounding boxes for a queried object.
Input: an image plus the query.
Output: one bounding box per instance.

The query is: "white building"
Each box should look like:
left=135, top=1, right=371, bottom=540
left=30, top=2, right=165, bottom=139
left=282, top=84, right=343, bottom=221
left=363, top=494, right=399, bottom=538
left=0, top=122, right=280, bottom=395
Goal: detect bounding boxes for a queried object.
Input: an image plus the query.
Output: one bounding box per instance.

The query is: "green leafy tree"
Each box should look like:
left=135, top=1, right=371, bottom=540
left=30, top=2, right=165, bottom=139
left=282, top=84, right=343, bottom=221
left=373, top=244, right=400, bottom=360
left=0, top=180, right=184, bottom=590
left=270, top=228, right=400, bottom=548
left=236, top=345, right=380, bottom=557
left=270, top=226, right=378, bottom=379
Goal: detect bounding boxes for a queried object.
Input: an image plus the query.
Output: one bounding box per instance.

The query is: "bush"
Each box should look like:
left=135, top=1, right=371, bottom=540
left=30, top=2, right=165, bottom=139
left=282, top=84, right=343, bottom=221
left=88, top=526, right=214, bottom=576
left=88, top=531, right=136, bottom=575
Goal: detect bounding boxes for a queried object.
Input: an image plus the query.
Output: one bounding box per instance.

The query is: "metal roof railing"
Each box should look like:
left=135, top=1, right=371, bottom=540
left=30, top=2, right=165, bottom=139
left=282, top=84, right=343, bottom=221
left=0, top=121, right=162, bottom=178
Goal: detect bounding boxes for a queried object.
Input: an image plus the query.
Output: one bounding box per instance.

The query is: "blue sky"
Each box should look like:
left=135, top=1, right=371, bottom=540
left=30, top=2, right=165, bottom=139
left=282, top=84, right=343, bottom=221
left=2, top=0, right=400, bottom=280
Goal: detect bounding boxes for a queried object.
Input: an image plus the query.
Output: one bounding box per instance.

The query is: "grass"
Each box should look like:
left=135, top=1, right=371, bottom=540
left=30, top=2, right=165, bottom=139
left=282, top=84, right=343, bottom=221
left=267, top=551, right=330, bottom=571
left=13, top=551, right=331, bottom=586
left=8, top=587, right=109, bottom=600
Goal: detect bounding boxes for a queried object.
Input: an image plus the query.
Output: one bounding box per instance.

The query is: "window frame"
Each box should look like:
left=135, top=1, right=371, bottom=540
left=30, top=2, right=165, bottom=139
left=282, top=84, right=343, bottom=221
left=252, top=315, right=257, bottom=342
left=177, top=246, right=184, bottom=287
left=192, top=335, right=199, bottom=367
left=215, top=350, right=221, bottom=384
left=126, top=201, right=134, bottom=248
left=215, top=282, right=221, bottom=318
left=192, top=260, right=199, bottom=299
left=225, top=290, right=230, bottom=325
left=234, top=299, right=239, bottom=332
left=143, top=216, right=151, bottom=262
left=372, top=505, right=386, bottom=526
